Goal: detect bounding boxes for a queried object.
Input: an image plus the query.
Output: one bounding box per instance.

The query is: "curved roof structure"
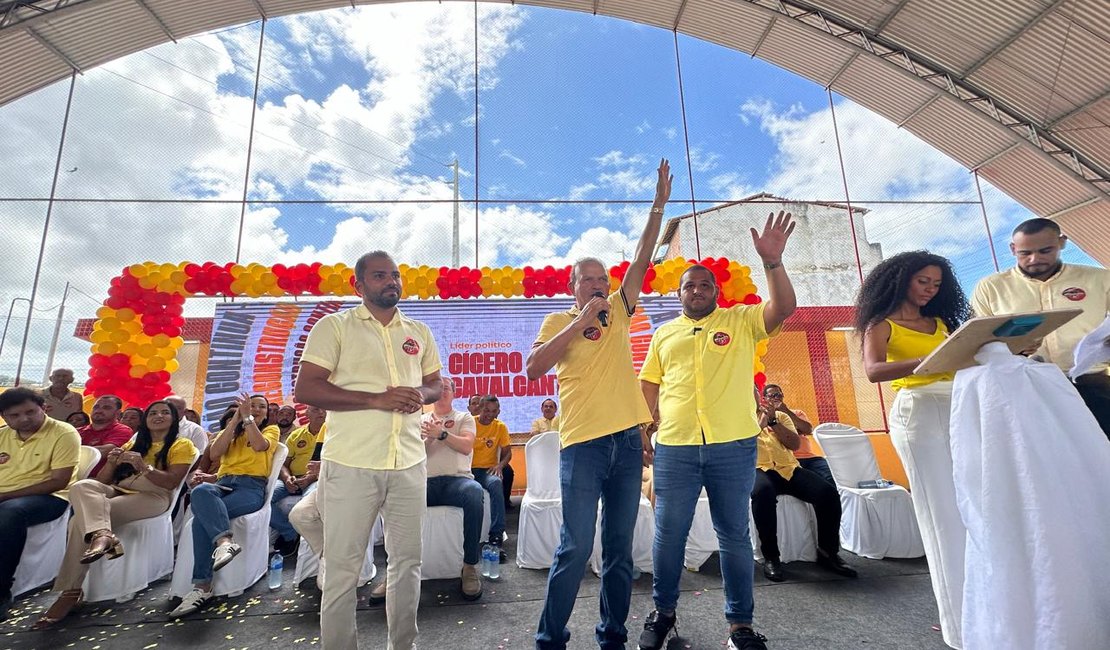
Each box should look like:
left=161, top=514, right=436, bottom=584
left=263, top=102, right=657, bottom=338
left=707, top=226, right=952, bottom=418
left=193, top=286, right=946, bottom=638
left=3, top=0, right=1108, bottom=261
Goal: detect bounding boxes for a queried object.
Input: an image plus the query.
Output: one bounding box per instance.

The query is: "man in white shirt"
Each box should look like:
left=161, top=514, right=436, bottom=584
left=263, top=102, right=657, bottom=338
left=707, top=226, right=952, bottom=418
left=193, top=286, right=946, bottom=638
left=166, top=396, right=209, bottom=455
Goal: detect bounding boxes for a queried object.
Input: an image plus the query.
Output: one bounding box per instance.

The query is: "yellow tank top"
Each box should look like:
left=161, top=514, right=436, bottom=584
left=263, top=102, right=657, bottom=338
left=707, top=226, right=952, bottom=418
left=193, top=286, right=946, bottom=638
left=886, top=317, right=954, bottom=391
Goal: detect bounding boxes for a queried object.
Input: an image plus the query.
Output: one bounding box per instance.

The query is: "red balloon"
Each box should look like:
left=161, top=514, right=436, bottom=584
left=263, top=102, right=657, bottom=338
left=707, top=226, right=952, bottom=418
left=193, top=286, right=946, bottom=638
left=438, top=288, right=450, bottom=299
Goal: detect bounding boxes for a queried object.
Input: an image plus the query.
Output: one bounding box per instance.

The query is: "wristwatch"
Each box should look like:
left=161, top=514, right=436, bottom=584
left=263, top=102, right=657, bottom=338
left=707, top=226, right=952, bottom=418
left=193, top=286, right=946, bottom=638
left=438, top=430, right=449, bottom=441
left=766, top=417, right=778, bottom=427
left=245, top=415, right=255, bottom=424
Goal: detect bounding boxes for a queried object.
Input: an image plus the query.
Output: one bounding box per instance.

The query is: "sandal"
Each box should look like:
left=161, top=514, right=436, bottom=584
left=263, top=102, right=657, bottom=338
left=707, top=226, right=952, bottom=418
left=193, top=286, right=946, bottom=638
left=80, top=530, right=124, bottom=564
left=31, top=589, right=83, bottom=630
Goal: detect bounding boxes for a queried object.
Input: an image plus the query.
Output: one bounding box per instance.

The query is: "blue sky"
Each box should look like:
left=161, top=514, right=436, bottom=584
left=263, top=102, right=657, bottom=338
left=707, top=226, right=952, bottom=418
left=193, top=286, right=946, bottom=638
left=0, top=2, right=1098, bottom=379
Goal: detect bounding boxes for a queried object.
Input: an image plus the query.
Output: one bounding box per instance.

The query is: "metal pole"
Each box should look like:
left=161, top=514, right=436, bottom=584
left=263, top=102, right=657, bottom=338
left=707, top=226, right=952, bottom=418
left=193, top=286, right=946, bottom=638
left=452, top=159, right=460, bottom=268
left=41, top=281, right=71, bottom=385
left=16, top=71, right=76, bottom=387
left=974, top=171, right=1001, bottom=272
left=0, top=297, right=31, bottom=368
left=233, top=19, right=267, bottom=265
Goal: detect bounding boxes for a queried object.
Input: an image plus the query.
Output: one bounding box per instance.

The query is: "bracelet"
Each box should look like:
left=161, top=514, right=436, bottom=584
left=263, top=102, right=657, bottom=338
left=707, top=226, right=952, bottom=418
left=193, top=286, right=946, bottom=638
left=763, top=261, right=782, bottom=270
left=650, top=207, right=664, bottom=215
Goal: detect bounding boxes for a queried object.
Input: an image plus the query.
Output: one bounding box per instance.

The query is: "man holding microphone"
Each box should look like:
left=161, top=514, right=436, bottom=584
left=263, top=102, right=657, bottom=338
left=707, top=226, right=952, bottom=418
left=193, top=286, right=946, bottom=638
left=528, top=159, right=671, bottom=650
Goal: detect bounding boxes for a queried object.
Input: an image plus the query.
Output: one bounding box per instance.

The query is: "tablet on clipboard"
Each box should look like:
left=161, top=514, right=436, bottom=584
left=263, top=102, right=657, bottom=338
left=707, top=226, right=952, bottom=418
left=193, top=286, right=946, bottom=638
left=913, top=308, right=1083, bottom=375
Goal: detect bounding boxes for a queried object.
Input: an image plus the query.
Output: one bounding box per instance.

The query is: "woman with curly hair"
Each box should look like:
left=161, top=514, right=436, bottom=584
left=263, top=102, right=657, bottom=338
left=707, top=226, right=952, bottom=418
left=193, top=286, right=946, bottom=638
left=33, top=401, right=197, bottom=629
left=855, top=250, right=970, bottom=650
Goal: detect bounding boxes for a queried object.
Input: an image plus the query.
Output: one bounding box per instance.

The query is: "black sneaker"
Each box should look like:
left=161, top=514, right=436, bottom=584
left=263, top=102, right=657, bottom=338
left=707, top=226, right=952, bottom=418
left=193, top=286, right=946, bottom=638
left=762, top=560, right=786, bottom=582
left=637, top=610, right=677, bottom=650
left=816, top=551, right=858, bottom=578
left=727, top=627, right=768, bottom=650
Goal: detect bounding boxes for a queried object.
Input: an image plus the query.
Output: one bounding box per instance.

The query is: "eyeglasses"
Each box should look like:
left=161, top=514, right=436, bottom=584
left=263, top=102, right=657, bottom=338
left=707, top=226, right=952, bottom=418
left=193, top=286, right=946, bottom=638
left=764, top=393, right=784, bottom=399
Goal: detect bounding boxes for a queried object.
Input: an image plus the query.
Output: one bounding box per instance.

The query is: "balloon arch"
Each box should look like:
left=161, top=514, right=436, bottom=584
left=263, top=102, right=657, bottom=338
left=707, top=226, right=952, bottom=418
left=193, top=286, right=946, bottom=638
left=86, top=257, right=765, bottom=407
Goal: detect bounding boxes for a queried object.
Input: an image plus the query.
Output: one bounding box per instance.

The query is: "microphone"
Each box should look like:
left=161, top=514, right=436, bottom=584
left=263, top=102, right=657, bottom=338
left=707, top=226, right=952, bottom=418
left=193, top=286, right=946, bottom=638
left=592, top=291, right=609, bottom=327
left=692, top=327, right=702, bottom=335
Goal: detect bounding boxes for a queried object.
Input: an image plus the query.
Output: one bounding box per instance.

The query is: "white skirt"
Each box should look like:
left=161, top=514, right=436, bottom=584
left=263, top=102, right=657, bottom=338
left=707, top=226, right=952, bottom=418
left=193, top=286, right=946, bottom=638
left=889, top=381, right=964, bottom=650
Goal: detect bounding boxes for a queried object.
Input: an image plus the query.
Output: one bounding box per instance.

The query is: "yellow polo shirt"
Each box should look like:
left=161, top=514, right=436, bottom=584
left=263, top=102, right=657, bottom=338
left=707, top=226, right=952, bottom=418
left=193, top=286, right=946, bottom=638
left=530, top=416, right=559, bottom=434
left=0, top=417, right=81, bottom=500
left=972, top=264, right=1110, bottom=373
left=216, top=424, right=280, bottom=479
left=472, top=418, right=510, bottom=469
left=756, top=415, right=800, bottom=480
left=285, top=425, right=320, bottom=476
left=640, top=302, right=774, bottom=445
left=122, top=437, right=197, bottom=468
left=535, top=290, right=652, bottom=448
left=301, top=305, right=442, bottom=470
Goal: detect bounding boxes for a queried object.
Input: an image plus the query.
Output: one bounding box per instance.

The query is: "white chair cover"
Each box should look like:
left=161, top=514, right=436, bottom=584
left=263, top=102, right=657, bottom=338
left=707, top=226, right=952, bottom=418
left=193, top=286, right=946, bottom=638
left=292, top=534, right=377, bottom=586
left=419, top=491, right=492, bottom=580
left=12, top=446, right=100, bottom=597
left=170, top=443, right=288, bottom=598
left=83, top=450, right=201, bottom=602
left=684, top=490, right=817, bottom=569
left=815, top=424, right=924, bottom=559
left=589, top=494, right=655, bottom=575
left=516, top=432, right=562, bottom=569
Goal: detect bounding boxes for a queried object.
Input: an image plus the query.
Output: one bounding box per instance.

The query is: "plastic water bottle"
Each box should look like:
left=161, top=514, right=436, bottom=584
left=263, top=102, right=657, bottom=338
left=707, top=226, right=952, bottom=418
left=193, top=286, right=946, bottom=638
left=488, top=547, right=500, bottom=581
left=481, top=545, right=492, bottom=578
left=268, top=552, right=283, bottom=590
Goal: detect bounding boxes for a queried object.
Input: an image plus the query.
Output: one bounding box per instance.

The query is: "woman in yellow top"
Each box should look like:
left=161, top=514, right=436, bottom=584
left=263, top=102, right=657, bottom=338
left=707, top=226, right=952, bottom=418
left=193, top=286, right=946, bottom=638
left=856, top=250, right=970, bottom=650
left=33, top=400, right=197, bottom=629
left=170, top=393, right=279, bottom=619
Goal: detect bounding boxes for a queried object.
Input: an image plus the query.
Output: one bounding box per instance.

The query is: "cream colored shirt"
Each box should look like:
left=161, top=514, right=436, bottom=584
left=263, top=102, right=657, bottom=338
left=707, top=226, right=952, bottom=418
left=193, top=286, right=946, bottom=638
left=301, top=304, right=442, bottom=470
left=423, top=409, right=475, bottom=478
left=972, top=264, right=1110, bottom=373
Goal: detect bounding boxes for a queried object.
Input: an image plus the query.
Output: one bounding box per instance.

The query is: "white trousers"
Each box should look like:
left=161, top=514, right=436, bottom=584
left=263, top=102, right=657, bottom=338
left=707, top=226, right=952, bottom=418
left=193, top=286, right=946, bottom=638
left=889, top=381, right=964, bottom=650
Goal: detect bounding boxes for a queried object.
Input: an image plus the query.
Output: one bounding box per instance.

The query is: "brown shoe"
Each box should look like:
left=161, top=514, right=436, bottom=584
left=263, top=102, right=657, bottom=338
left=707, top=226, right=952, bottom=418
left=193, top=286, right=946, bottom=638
left=80, top=530, right=123, bottom=565
left=31, top=589, right=83, bottom=630
left=460, top=563, right=483, bottom=601
left=367, top=576, right=386, bottom=606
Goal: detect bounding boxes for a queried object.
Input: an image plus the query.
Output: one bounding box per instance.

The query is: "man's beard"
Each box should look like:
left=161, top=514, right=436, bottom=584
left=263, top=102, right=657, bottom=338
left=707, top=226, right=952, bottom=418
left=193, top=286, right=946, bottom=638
left=1018, top=261, right=1061, bottom=280
left=370, top=292, right=400, bottom=309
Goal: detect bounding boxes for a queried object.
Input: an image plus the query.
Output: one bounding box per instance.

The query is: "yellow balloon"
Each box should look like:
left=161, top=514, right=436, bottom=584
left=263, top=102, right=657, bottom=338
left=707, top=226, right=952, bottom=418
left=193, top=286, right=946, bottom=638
left=165, top=359, right=179, bottom=373
left=100, top=317, right=120, bottom=332
left=138, top=343, right=157, bottom=358
left=129, top=263, right=148, bottom=277
left=90, top=330, right=110, bottom=344
left=146, top=356, right=166, bottom=372
left=169, top=337, right=184, bottom=350
left=156, top=346, right=175, bottom=359
left=96, top=342, right=118, bottom=355
left=116, top=308, right=136, bottom=322
left=119, top=341, right=139, bottom=356
left=110, top=330, right=130, bottom=344
left=129, top=365, right=147, bottom=378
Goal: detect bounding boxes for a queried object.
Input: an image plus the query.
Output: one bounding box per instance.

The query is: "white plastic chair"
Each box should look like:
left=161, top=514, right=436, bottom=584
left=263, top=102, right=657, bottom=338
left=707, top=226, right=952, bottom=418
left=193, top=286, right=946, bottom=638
left=420, top=491, right=492, bottom=580
left=516, top=431, right=562, bottom=569
left=814, top=423, right=924, bottom=559
left=684, top=488, right=817, bottom=570
left=13, top=446, right=100, bottom=597
left=292, top=512, right=381, bottom=587
left=169, top=443, right=288, bottom=598
left=83, top=449, right=201, bottom=602
left=589, top=491, right=655, bottom=575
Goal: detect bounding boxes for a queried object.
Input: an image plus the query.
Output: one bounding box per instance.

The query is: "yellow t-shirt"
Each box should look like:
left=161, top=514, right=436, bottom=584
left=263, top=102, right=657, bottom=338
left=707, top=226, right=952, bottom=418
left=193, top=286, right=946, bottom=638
left=640, top=302, right=775, bottom=445
left=756, top=415, right=800, bottom=480
left=887, top=318, right=954, bottom=391
left=217, top=424, right=280, bottom=479
left=122, top=437, right=197, bottom=468
left=284, top=425, right=321, bottom=476
left=530, top=416, right=559, bottom=434
left=972, top=264, right=1110, bottom=373
left=301, top=305, right=442, bottom=470
left=535, top=290, right=652, bottom=448
left=472, top=418, right=510, bottom=469
left=0, top=417, right=81, bottom=500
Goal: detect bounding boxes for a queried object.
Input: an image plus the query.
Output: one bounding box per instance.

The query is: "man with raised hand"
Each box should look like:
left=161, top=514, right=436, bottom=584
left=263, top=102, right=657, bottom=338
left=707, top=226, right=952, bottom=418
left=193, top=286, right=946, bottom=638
left=528, top=159, right=671, bottom=650
left=636, top=212, right=797, bottom=650
left=295, top=250, right=442, bottom=650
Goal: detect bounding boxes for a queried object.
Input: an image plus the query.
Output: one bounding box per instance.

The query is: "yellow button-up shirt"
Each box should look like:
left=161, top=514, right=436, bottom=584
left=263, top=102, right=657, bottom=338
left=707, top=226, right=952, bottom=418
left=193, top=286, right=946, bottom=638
left=756, top=415, right=801, bottom=480
left=301, top=304, right=442, bottom=470
left=640, top=302, right=774, bottom=446
left=0, top=416, right=80, bottom=500
left=971, top=264, right=1110, bottom=373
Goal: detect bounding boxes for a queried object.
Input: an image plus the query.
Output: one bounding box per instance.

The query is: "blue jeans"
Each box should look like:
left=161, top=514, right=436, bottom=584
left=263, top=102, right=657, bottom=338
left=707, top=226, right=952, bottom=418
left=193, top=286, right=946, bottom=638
left=270, top=481, right=316, bottom=542
left=427, top=475, right=486, bottom=565
left=652, top=438, right=758, bottom=625
left=799, top=456, right=835, bottom=485
left=0, top=494, right=68, bottom=599
left=190, top=475, right=266, bottom=583
left=536, top=425, right=643, bottom=650
left=472, top=468, right=506, bottom=541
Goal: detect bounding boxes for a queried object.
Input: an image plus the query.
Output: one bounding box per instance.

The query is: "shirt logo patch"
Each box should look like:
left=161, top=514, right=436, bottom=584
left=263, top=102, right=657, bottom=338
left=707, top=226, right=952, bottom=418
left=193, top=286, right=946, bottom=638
left=484, top=438, right=494, bottom=448
left=583, top=326, right=601, bottom=341
left=0, top=452, right=9, bottom=464
left=297, top=440, right=307, bottom=448
left=444, top=419, right=455, bottom=429
left=1062, top=287, right=1087, bottom=301
left=713, top=332, right=731, bottom=346
left=402, top=337, right=421, bottom=355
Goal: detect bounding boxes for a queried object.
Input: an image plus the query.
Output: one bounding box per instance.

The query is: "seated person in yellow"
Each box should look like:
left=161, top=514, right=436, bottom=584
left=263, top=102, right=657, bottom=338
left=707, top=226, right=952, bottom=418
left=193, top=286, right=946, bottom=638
left=271, top=405, right=326, bottom=556
left=34, top=400, right=197, bottom=629
left=750, top=399, right=856, bottom=583
left=472, top=396, right=511, bottom=551
left=761, top=384, right=832, bottom=485
left=0, top=387, right=80, bottom=621
left=530, top=399, right=560, bottom=433
left=170, top=394, right=279, bottom=618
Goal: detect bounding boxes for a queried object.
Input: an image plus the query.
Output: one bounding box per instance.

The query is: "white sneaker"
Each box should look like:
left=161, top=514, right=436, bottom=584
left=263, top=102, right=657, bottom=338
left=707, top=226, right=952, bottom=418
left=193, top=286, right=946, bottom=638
left=212, top=542, right=241, bottom=572
left=169, top=587, right=212, bottom=618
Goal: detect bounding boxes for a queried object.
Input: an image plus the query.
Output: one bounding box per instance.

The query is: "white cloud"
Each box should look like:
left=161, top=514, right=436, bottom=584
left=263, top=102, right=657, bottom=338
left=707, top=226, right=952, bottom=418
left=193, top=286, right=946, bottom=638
left=499, top=150, right=527, bottom=167
left=635, top=119, right=651, bottom=134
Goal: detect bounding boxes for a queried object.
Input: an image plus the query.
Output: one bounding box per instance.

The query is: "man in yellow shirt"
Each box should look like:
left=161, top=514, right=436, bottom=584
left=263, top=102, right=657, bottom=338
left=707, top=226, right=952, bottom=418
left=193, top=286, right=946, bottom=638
left=527, top=159, right=670, bottom=650
left=762, top=384, right=832, bottom=485
left=635, top=213, right=797, bottom=650
left=531, top=398, right=560, bottom=433
left=751, top=401, right=855, bottom=583
left=471, top=395, right=511, bottom=554
left=270, top=405, right=326, bottom=556
left=295, top=251, right=442, bottom=650
left=971, top=218, right=1110, bottom=438
left=0, top=387, right=80, bottom=620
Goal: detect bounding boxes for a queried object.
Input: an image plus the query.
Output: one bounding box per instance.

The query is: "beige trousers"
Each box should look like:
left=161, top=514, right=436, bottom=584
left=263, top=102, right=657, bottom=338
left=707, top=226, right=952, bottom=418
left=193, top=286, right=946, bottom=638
left=289, top=487, right=322, bottom=553
left=319, top=460, right=426, bottom=650
left=54, top=477, right=173, bottom=592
